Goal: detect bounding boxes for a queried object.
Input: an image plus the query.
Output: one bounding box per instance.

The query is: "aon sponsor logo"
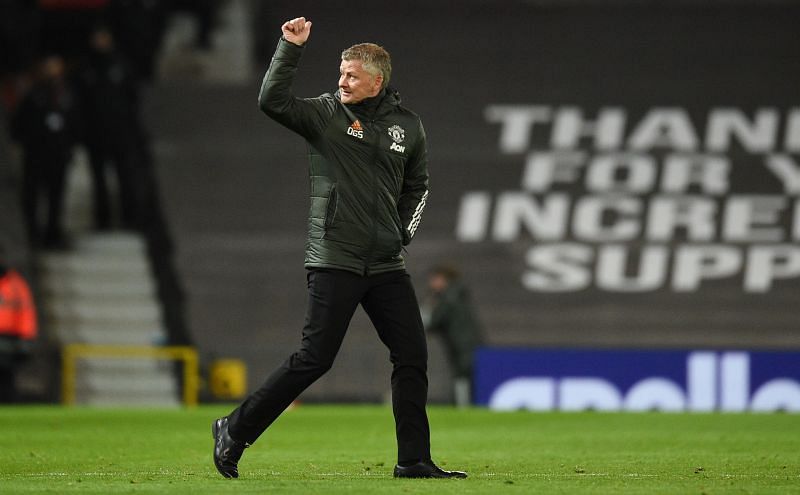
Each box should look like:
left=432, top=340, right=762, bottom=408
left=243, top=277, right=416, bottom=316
left=390, top=142, right=406, bottom=153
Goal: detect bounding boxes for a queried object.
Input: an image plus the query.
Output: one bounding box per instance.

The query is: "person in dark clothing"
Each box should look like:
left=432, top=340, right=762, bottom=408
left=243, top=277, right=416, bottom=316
left=106, top=0, right=168, bottom=82
left=170, top=0, right=219, bottom=51
left=11, top=55, right=83, bottom=248
left=0, top=0, right=41, bottom=77
left=424, top=264, right=484, bottom=408
left=77, top=26, right=145, bottom=230
left=212, top=17, right=467, bottom=481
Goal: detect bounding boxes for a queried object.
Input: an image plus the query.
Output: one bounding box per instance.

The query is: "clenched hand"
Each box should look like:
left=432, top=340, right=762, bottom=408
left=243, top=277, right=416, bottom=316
left=282, top=17, right=312, bottom=46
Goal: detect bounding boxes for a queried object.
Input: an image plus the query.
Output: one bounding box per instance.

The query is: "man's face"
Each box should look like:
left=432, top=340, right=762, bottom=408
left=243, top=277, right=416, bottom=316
left=338, top=59, right=381, bottom=104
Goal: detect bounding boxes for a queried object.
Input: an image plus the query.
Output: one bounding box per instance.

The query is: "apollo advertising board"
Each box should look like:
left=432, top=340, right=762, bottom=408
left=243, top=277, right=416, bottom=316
left=476, top=348, right=800, bottom=412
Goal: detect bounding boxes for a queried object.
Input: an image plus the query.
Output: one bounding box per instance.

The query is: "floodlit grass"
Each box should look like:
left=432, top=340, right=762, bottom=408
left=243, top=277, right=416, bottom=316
left=0, top=405, right=798, bottom=494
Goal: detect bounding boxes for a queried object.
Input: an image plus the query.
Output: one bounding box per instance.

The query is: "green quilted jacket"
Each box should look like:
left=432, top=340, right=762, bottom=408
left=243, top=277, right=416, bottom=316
left=258, top=38, right=429, bottom=275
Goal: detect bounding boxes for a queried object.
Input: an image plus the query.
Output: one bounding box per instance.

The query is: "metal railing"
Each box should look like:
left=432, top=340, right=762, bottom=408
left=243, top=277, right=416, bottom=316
left=61, top=344, right=199, bottom=407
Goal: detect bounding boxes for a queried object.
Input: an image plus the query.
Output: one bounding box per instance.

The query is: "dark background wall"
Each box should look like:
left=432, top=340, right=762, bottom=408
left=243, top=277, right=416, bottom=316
left=147, top=0, right=800, bottom=402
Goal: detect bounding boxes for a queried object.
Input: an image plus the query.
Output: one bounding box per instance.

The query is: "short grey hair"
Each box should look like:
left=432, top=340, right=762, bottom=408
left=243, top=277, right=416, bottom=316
left=341, top=43, right=391, bottom=89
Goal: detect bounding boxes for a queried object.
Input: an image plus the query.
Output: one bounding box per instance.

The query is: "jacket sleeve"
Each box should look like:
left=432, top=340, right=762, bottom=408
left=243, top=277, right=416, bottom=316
left=258, top=38, right=336, bottom=140
left=398, top=120, right=430, bottom=245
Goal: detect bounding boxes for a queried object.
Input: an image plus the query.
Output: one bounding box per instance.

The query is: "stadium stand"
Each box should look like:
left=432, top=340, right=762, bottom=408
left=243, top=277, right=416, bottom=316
left=148, top=1, right=800, bottom=404
left=2, top=0, right=799, bottom=405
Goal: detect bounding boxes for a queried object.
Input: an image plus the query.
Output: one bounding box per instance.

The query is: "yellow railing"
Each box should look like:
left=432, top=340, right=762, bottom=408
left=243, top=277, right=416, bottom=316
left=61, top=344, right=199, bottom=407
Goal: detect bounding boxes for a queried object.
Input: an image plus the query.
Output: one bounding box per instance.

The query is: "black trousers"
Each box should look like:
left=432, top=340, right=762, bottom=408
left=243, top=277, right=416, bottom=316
left=227, top=268, right=431, bottom=464
left=87, top=138, right=148, bottom=231
left=21, top=153, right=69, bottom=245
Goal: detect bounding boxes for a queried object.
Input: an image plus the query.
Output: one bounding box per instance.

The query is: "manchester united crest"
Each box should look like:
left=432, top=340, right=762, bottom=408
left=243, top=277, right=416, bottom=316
left=387, top=125, right=405, bottom=144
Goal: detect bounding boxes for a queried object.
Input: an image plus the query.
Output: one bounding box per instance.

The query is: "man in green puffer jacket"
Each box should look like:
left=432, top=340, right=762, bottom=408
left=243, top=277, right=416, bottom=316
left=212, top=17, right=466, bottom=481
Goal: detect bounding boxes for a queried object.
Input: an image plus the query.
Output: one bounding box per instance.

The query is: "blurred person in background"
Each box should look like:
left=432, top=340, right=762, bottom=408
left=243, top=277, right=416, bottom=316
left=212, top=17, right=467, bottom=481
left=11, top=54, right=83, bottom=249
left=170, top=0, right=219, bottom=51
left=423, top=264, right=484, bottom=408
left=106, top=0, right=168, bottom=82
left=0, top=0, right=41, bottom=81
left=77, top=25, right=144, bottom=230
left=0, top=243, right=38, bottom=403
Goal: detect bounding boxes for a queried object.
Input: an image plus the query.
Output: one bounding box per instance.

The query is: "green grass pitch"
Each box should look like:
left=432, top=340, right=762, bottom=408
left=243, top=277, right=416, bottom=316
left=0, top=405, right=798, bottom=494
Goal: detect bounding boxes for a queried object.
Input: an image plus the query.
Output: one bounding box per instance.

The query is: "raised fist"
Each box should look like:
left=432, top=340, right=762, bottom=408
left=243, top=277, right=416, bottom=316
left=281, top=17, right=312, bottom=46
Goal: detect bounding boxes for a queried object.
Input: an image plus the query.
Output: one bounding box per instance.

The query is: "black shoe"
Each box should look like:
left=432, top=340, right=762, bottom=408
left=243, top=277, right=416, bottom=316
left=212, top=417, right=249, bottom=478
left=393, top=460, right=467, bottom=479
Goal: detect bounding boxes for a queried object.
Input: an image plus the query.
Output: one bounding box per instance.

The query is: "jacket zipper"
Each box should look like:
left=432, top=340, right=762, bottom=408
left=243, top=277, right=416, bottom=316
left=362, top=118, right=382, bottom=276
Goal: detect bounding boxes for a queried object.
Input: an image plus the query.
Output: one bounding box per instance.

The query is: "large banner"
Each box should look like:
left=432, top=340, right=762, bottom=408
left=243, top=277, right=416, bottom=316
left=476, top=348, right=800, bottom=412
left=462, top=106, right=800, bottom=293
left=399, top=3, right=800, bottom=350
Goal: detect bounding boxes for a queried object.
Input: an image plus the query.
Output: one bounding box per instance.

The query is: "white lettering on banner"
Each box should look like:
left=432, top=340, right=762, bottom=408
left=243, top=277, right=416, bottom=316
left=551, top=107, right=627, bottom=150
left=688, top=352, right=716, bottom=411
left=488, top=352, right=800, bottom=412
left=522, top=151, right=587, bottom=192
left=745, top=245, right=800, bottom=292
left=560, top=378, right=623, bottom=411
left=623, top=378, right=687, bottom=412
left=765, top=154, right=800, bottom=194
left=628, top=109, right=699, bottom=150
left=672, top=245, right=742, bottom=291
left=585, top=153, right=658, bottom=193
left=660, top=154, right=730, bottom=195
left=484, top=105, right=798, bottom=153
left=720, top=353, right=749, bottom=411
left=490, top=378, right=555, bottom=411
left=722, top=196, right=786, bottom=242
left=484, top=105, right=551, bottom=153
left=645, top=196, right=717, bottom=241
left=492, top=193, right=569, bottom=241
left=573, top=196, right=642, bottom=241
left=456, top=192, right=492, bottom=242
left=520, top=243, right=800, bottom=292
left=786, top=108, right=800, bottom=152
left=595, top=245, right=668, bottom=292
left=459, top=194, right=799, bottom=244
left=522, top=152, right=732, bottom=194
left=706, top=108, right=779, bottom=153
left=461, top=104, right=800, bottom=293
left=751, top=380, right=800, bottom=410
left=522, top=243, right=593, bottom=292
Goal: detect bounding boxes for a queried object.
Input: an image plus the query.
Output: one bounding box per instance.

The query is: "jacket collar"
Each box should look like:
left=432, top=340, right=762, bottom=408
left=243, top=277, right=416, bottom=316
left=335, top=87, right=401, bottom=119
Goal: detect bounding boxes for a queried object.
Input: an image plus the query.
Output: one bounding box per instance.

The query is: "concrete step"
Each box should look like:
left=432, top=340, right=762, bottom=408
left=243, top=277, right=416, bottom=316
left=58, top=326, right=166, bottom=346
left=45, top=299, right=162, bottom=325
left=40, top=276, right=156, bottom=299
left=76, top=394, right=181, bottom=407
left=47, top=145, right=179, bottom=406
left=73, top=359, right=180, bottom=406
left=73, top=233, right=147, bottom=254
left=76, top=372, right=178, bottom=393
left=39, top=252, right=151, bottom=276
left=76, top=358, right=176, bottom=373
